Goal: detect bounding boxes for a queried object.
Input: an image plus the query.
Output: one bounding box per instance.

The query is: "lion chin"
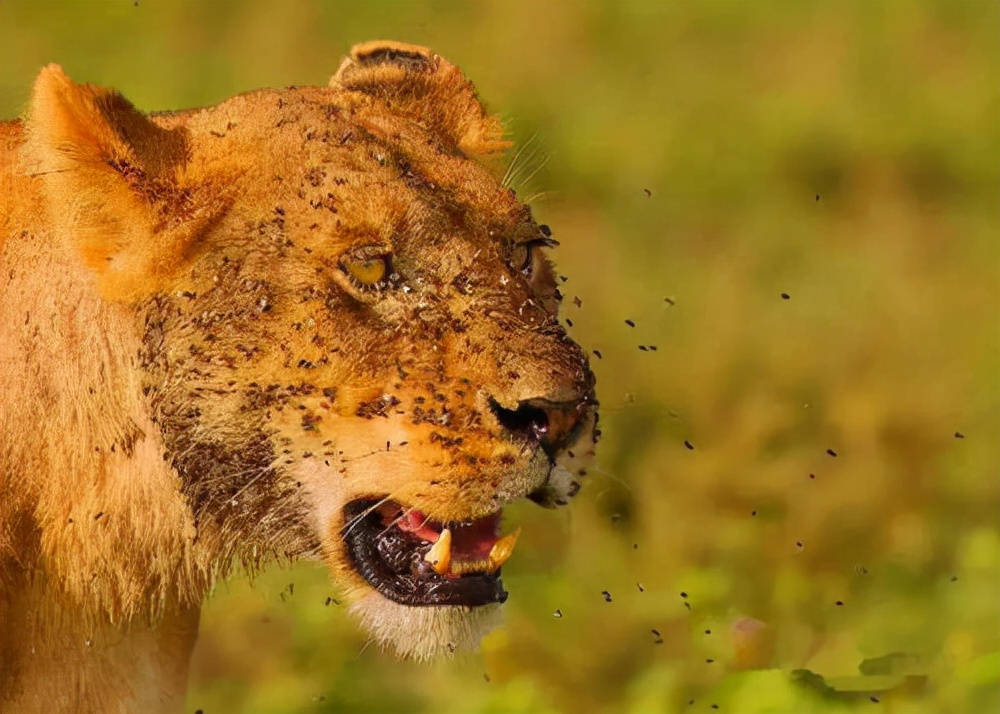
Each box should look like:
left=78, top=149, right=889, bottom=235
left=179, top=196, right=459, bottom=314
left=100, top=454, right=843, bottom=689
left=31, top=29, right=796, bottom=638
left=351, top=596, right=504, bottom=661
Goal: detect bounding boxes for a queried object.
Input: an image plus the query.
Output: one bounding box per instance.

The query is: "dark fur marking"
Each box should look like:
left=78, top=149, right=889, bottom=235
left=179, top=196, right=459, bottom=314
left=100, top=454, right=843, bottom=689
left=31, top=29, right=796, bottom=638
left=355, top=47, right=434, bottom=73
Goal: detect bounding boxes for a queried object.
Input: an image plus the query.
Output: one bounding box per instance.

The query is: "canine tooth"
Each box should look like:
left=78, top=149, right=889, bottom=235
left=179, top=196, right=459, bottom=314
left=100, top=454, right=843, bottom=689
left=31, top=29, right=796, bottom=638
left=488, top=527, right=521, bottom=573
left=424, top=528, right=452, bottom=574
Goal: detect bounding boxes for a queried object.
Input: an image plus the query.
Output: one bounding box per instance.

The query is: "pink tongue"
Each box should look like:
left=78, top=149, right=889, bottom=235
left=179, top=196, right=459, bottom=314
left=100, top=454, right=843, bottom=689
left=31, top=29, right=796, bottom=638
left=395, top=509, right=442, bottom=543
left=386, top=506, right=503, bottom=558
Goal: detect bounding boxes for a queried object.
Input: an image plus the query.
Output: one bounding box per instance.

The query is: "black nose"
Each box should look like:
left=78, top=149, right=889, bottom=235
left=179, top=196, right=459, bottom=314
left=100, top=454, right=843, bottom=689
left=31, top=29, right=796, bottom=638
left=488, top=395, right=593, bottom=456
left=488, top=398, right=550, bottom=443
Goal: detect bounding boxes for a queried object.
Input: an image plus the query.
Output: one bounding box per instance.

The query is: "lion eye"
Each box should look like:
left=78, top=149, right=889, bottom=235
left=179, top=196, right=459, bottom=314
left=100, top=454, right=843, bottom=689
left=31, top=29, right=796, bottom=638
left=509, top=236, right=558, bottom=277
left=342, top=255, right=390, bottom=286
left=511, top=244, right=532, bottom=273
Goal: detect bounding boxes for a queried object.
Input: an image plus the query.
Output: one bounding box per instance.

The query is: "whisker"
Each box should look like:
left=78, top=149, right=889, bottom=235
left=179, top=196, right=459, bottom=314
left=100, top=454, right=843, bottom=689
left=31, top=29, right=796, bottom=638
left=27, top=168, right=72, bottom=177
left=502, top=131, right=539, bottom=188
left=341, top=447, right=386, bottom=463
left=589, top=464, right=633, bottom=492
left=376, top=505, right=429, bottom=540
left=521, top=190, right=553, bottom=206
left=341, top=495, right=395, bottom=539
left=225, top=467, right=275, bottom=503
left=355, top=636, right=375, bottom=659
left=516, top=151, right=551, bottom=194
left=506, top=142, right=543, bottom=191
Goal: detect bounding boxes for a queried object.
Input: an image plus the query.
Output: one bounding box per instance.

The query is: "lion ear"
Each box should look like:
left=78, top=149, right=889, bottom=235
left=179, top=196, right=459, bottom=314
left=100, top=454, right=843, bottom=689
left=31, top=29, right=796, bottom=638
left=331, top=41, right=511, bottom=158
left=25, top=64, right=223, bottom=301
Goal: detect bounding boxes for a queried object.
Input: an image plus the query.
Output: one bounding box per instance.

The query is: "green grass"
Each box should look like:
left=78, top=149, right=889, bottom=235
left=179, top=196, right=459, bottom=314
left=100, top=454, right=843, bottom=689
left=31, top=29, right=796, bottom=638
left=2, top=1, right=997, bottom=712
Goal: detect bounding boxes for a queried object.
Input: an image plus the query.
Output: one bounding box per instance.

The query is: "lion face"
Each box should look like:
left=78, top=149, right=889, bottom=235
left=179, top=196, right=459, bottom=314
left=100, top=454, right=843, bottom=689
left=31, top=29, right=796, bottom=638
left=22, top=42, right=597, bottom=659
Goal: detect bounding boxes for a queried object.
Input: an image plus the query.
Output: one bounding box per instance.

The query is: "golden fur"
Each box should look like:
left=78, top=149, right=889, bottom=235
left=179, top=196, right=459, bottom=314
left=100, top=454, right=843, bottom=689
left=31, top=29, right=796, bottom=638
left=0, top=41, right=596, bottom=713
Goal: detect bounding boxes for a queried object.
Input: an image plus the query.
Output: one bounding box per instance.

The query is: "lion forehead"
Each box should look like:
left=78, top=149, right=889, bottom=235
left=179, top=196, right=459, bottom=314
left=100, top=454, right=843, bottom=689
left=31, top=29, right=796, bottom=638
left=176, top=87, right=527, bottom=244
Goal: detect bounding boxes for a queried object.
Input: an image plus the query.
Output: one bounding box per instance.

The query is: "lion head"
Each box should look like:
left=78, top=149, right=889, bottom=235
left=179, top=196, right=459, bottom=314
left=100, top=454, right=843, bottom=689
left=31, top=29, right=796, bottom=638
left=12, top=41, right=597, bottom=662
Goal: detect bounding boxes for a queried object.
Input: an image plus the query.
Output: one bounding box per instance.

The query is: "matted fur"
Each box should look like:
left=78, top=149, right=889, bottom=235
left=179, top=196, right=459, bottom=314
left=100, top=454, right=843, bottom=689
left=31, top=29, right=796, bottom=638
left=0, top=41, right=597, bottom=714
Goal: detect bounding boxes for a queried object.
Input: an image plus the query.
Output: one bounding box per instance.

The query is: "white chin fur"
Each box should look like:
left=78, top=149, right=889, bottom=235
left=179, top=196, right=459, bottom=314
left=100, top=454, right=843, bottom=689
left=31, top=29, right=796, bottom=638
left=350, top=594, right=503, bottom=661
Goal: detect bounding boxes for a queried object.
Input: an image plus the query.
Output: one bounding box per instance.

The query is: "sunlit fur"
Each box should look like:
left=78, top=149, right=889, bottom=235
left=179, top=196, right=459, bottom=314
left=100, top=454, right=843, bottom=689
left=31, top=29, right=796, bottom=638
left=0, top=41, right=596, bottom=713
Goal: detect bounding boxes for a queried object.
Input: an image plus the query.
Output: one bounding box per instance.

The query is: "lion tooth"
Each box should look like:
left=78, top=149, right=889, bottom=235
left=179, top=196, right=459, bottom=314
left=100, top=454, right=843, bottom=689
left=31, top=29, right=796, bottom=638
left=488, top=527, right=521, bottom=573
left=450, top=558, right=491, bottom=575
left=424, top=528, right=452, bottom=575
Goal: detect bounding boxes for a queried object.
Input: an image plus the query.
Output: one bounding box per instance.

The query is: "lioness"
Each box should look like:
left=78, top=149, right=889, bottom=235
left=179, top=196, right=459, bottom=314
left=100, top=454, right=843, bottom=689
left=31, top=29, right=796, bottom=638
left=0, top=41, right=597, bottom=713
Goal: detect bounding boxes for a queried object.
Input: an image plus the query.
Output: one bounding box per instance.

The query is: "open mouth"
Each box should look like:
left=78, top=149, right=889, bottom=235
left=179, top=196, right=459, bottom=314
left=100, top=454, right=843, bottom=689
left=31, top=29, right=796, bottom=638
left=341, top=499, right=519, bottom=607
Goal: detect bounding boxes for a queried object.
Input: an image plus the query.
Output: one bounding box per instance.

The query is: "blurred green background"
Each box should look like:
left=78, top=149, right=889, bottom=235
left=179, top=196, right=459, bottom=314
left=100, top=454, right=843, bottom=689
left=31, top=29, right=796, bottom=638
left=2, top=1, right=997, bottom=712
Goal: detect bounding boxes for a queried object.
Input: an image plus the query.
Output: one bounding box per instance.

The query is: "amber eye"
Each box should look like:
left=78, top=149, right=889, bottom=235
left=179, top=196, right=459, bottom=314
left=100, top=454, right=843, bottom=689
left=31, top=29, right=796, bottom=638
left=342, top=255, right=390, bottom=287
left=510, top=243, right=532, bottom=273
left=509, top=236, right=558, bottom=277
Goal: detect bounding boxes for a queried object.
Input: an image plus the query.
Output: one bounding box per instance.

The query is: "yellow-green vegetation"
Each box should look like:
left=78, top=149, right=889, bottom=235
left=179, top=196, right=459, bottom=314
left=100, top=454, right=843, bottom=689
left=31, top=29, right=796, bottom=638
left=2, top=1, right=996, bottom=712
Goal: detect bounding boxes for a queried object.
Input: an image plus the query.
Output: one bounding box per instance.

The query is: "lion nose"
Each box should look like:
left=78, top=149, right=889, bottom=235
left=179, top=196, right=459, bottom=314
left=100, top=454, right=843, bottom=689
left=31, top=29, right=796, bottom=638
left=488, top=394, right=594, bottom=456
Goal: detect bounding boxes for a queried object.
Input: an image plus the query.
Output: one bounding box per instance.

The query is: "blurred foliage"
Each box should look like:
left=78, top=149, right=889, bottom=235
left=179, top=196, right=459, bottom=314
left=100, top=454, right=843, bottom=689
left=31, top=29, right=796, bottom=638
left=2, top=1, right=998, bottom=712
